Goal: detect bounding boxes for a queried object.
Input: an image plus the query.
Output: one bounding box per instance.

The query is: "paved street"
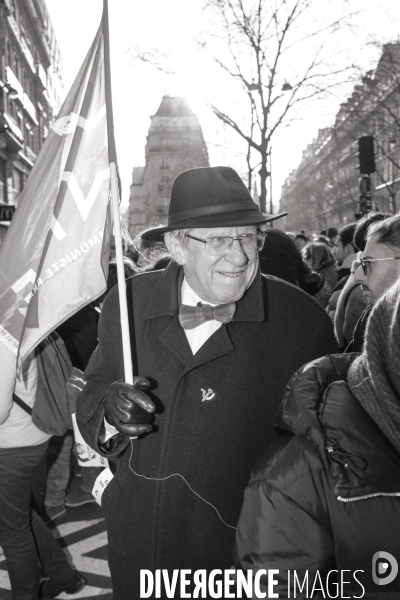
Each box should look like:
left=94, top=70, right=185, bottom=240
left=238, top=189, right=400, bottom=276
left=0, top=502, right=113, bottom=599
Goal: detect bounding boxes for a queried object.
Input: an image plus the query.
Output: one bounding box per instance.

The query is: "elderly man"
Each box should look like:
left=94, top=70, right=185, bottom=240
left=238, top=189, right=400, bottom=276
left=77, top=166, right=337, bottom=599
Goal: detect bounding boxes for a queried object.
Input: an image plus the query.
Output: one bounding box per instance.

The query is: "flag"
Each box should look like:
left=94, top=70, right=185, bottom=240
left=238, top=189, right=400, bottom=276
left=0, top=1, right=116, bottom=363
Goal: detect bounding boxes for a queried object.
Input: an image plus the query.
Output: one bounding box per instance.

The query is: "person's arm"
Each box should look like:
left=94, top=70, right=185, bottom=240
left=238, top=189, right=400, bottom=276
left=76, top=285, right=155, bottom=459
left=0, top=344, right=17, bottom=424
left=75, top=287, right=126, bottom=457
left=235, top=472, right=335, bottom=598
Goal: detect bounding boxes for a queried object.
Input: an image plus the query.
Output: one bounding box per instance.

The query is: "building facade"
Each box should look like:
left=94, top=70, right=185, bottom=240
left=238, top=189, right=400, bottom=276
left=0, top=0, right=62, bottom=243
left=128, top=95, right=209, bottom=237
left=279, top=44, right=400, bottom=233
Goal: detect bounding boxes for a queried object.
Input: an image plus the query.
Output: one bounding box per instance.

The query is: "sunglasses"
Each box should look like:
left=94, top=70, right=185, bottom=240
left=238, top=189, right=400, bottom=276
left=358, top=256, right=400, bottom=275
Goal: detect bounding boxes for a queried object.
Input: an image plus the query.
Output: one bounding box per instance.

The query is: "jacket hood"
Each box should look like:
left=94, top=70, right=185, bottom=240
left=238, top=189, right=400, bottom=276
left=274, top=354, right=356, bottom=443
left=274, top=354, right=400, bottom=500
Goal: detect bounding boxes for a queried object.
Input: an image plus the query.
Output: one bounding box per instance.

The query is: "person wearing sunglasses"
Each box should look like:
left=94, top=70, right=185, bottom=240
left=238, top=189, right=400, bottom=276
left=76, top=166, right=337, bottom=599
left=334, top=212, right=388, bottom=351
left=354, top=215, right=400, bottom=306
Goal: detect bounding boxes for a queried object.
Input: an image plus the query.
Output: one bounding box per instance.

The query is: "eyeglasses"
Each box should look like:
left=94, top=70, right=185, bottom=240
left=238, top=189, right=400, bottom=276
left=185, top=232, right=265, bottom=256
left=358, top=256, right=400, bottom=275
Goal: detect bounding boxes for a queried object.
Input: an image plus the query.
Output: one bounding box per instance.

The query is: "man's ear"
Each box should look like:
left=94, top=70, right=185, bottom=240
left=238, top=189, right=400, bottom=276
left=344, top=243, right=353, bottom=257
left=164, top=233, right=186, bottom=266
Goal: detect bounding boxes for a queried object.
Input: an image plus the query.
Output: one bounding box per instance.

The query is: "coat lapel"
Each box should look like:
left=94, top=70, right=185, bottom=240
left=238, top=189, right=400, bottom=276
left=159, top=318, right=194, bottom=367
left=189, top=324, right=234, bottom=370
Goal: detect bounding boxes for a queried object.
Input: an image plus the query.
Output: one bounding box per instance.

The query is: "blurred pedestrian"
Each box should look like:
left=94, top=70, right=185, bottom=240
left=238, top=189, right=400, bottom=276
left=327, top=226, right=338, bottom=248
left=334, top=223, right=358, bottom=281
left=0, top=342, right=86, bottom=599
left=315, top=233, right=332, bottom=248
left=294, top=232, right=308, bottom=251
left=327, top=223, right=358, bottom=321
left=303, top=241, right=338, bottom=307
left=259, top=229, right=324, bottom=297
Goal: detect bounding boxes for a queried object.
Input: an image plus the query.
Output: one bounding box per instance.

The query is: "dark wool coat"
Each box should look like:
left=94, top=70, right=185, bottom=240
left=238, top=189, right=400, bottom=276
left=76, top=262, right=337, bottom=599
left=235, top=355, right=400, bottom=598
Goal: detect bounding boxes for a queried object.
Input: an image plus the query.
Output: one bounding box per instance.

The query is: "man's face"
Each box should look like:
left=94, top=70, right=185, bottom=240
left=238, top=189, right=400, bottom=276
left=176, top=226, right=260, bottom=304
left=295, top=237, right=307, bottom=251
left=335, top=239, right=348, bottom=266
left=354, top=234, right=400, bottom=304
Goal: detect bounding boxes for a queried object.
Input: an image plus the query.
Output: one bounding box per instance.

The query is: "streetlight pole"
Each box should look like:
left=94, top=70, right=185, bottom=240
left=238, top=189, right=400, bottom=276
left=390, top=139, right=397, bottom=213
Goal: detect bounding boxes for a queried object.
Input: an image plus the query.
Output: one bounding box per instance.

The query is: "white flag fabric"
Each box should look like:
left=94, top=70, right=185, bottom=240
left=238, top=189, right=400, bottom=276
left=0, top=11, right=114, bottom=363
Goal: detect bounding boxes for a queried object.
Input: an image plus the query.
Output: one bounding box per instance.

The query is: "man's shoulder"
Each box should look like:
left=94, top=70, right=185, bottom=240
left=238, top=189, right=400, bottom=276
left=261, top=274, right=330, bottom=318
left=100, top=270, right=164, bottom=322
left=129, top=269, right=164, bottom=291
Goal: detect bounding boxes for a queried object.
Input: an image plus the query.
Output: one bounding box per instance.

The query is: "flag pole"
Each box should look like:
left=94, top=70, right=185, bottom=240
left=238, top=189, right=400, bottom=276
left=103, top=0, right=134, bottom=385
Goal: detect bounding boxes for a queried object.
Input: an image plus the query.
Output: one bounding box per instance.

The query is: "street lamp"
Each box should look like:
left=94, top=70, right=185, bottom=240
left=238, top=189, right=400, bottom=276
left=268, top=82, right=293, bottom=223
left=282, top=81, right=293, bottom=92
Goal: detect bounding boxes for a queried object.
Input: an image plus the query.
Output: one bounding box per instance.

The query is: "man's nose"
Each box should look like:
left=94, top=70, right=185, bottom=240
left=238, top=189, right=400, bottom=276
left=225, top=238, right=249, bottom=264
left=353, top=264, right=365, bottom=284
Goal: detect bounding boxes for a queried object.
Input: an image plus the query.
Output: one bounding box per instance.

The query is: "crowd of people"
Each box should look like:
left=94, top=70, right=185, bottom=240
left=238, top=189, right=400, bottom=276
left=1, top=165, right=400, bottom=599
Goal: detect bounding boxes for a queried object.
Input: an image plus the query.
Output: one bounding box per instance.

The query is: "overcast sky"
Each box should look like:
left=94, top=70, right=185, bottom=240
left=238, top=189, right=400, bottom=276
left=45, top=0, right=400, bottom=209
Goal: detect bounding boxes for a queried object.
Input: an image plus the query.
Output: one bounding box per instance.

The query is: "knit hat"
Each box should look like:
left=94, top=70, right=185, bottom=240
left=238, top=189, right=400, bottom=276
left=348, top=279, right=400, bottom=452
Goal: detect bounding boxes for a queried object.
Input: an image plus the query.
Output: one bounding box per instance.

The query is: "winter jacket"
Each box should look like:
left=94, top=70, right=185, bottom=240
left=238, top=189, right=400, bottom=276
left=76, top=261, right=337, bottom=599
left=56, top=302, right=99, bottom=371
left=235, top=354, right=400, bottom=598
left=328, top=253, right=359, bottom=323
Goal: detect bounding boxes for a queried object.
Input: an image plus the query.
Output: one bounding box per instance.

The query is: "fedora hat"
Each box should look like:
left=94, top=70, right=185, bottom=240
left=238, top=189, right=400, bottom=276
left=141, top=166, right=287, bottom=241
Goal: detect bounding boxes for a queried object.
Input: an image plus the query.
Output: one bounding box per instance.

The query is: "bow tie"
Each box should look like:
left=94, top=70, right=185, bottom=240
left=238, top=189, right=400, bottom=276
left=179, top=302, right=236, bottom=330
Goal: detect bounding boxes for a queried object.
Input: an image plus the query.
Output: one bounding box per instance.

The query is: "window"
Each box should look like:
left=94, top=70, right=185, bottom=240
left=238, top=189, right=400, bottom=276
left=15, top=56, right=20, bottom=81
left=24, top=122, right=33, bottom=149
left=9, top=99, right=16, bottom=120
left=7, top=41, right=12, bottom=69
left=0, top=160, right=6, bottom=203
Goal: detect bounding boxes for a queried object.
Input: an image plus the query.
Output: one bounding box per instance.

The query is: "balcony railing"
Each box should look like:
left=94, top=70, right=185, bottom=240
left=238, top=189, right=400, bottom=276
left=3, top=112, right=23, bottom=141
left=5, top=66, right=38, bottom=124
left=6, top=66, right=23, bottom=97
left=7, top=16, right=36, bottom=74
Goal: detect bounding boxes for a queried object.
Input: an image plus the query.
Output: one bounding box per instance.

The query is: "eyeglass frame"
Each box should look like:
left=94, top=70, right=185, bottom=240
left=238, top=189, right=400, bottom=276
left=358, top=256, right=400, bottom=275
left=185, top=230, right=266, bottom=255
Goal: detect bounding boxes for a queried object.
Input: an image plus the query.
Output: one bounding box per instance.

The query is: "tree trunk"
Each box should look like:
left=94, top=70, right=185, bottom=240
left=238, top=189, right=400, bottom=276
left=259, top=155, right=268, bottom=213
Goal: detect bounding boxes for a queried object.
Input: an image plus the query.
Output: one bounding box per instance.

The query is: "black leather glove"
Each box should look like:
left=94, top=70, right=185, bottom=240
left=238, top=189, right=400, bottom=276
left=104, top=377, right=155, bottom=437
